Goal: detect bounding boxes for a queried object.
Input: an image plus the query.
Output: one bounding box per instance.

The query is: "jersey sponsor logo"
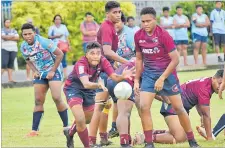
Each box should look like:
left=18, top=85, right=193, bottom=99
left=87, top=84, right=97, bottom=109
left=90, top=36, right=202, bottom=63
left=139, top=40, right=146, bottom=43
left=79, top=66, right=84, bottom=74
left=142, top=47, right=160, bottom=54
left=152, top=37, right=158, bottom=43
left=172, top=84, right=179, bottom=92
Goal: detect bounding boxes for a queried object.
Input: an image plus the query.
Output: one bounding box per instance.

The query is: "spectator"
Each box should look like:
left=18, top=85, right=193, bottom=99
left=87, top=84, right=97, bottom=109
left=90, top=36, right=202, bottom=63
left=160, top=7, right=175, bottom=40
left=210, top=1, right=225, bottom=62
left=173, top=6, right=190, bottom=66
left=192, top=5, right=210, bottom=65
left=127, top=16, right=140, bottom=33
left=1, top=19, right=19, bottom=82
left=48, top=14, right=70, bottom=79
left=26, top=18, right=40, bottom=80
left=80, top=12, right=99, bottom=53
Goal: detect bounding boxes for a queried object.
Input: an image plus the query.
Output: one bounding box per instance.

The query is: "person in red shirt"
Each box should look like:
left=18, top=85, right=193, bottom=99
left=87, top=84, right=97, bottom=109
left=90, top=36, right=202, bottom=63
left=62, top=41, right=134, bottom=148
left=133, top=7, right=199, bottom=148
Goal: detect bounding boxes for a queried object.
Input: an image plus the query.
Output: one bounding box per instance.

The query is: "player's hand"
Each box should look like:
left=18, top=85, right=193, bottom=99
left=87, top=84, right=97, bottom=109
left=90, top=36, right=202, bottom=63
left=98, top=78, right=108, bottom=91
left=122, top=66, right=135, bottom=80
left=154, top=76, right=165, bottom=92
left=134, top=81, right=140, bottom=96
left=46, top=71, right=55, bottom=80
left=218, top=81, right=225, bottom=99
left=34, top=71, right=40, bottom=78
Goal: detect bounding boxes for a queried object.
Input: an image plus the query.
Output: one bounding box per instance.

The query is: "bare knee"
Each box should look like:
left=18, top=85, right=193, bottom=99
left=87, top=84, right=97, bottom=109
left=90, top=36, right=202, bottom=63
left=173, top=132, right=187, bottom=143
left=140, top=104, right=150, bottom=114
left=173, top=106, right=186, bottom=115
left=35, top=95, right=45, bottom=106
left=52, top=95, right=63, bottom=105
left=76, top=116, right=86, bottom=131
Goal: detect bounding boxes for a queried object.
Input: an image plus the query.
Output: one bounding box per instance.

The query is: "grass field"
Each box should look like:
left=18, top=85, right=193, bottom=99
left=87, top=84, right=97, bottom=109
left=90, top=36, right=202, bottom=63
left=2, top=69, right=225, bottom=147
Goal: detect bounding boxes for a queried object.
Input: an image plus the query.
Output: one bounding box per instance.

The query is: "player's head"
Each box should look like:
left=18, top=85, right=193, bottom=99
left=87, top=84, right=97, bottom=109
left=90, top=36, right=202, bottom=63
left=212, top=69, right=224, bottom=94
left=176, top=6, right=183, bottom=15
left=162, top=7, right=170, bottom=17
left=140, top=7, right=157, bottom=33
left=85, top=12, right=94, bottom=22
left=4, top=19, right=11, bottom=28
left=105, top=1, right=121, bottom=23
left=127, top=16, right=135, bottom=27
left=196, top=4, right=203, bottom=14
left=53, top=14, right=62, bottom=25
left=21, top=23, right=36, bottom=45
left=215, top=1, right=222, bottom=9
left=115, top=12, right=126, bottom=32
left=85, top=41, right=102, bottom=66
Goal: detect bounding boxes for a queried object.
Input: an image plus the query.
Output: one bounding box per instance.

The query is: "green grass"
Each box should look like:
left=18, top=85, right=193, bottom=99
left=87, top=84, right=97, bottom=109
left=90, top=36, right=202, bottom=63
left=2, top=69, right=225, bottom=147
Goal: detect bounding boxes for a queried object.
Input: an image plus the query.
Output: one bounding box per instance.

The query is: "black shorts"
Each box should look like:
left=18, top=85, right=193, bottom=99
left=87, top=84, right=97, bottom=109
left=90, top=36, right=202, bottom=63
left=160, top=102, right=189, bottom=117
left=213, top=34, right=225, bottom=46
left=1, top=49, right=17, bottom=69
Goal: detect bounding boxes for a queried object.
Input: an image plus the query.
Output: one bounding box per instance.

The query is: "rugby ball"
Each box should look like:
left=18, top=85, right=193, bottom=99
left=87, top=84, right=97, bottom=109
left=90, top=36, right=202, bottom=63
left=114, top=82, right=132, bottom=100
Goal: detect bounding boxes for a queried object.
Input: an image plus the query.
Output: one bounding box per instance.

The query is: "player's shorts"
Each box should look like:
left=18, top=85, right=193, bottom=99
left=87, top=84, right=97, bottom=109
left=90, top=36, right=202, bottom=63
left=33, top=69, right=63, bottom=84
left=141, top=72, right=181, bottom=96
left=107, top=79, right=135, bottom=103
left=96, top=72, right=108, bottom=93
left=213, top=33, right=225, bottom=46
left=174, top=40, right=188, bottom=45
left=192, top=33, right=208, bottom=43
left=61, top=52, right=67, bottom=68
left=63, top=87, right=95, bottom=112
left=160, top=102, right=189, bottom=117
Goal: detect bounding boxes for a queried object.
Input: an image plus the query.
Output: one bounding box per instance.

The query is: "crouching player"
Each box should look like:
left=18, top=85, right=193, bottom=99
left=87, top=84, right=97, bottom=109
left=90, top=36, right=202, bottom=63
left=63, top=41, right=135, bottom=148
left=133, top=69, right=223, bottom=145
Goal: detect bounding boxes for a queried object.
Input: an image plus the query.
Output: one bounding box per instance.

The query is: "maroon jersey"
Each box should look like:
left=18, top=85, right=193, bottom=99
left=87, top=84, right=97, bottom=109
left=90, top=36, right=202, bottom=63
left=181, top=77, right=214, bottom=110
left=134, top=25, right=176, bottom=75
left=64, top=56, right=114, bottom=90
left=97, top=20, right=118, bottom=63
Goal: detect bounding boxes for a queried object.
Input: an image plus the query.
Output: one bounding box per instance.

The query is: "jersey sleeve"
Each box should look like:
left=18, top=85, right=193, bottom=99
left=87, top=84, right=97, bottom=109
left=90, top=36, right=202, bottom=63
left=101, top=57, right=114, bottom=76
left=100, top=25, right=113, bottom=46
left=40, top=36, right=57, bottom=53
left=20, top=42, right=29, bottom=60
left=74, top=61, right=88, bottom=78
left=197, top=88, right=211, bottom=106
left=161, top=31, right=176, bottom=53
left=134, top=32, right=141, bottom=52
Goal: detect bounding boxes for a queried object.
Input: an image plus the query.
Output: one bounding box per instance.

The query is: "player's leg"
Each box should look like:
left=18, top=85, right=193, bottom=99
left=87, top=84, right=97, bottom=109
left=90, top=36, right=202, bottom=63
left=117, top=99, right=134, bottom=147
left=169, top=95, right=198, bottom=147
left=26, top=64, right=31, bottom=80
left=140, top=91, right=155, bottom=146
left=99, top=100, right=113, bottom=146
left=213, top=114, right=225, bottom=137
left=27, top=82, right=48, bottom=137
left=193, top=37, right=201, bottom=65
left=49, top=72, right=68, bottom=128
left=89, top=91, right=109, bottom=145
left=109, top=102, right=119, bottom=138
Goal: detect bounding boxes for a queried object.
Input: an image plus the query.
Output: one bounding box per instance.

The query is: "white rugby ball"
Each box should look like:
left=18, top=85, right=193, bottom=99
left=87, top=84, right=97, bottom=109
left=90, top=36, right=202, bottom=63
left=114, top=82, right=132, bottom=100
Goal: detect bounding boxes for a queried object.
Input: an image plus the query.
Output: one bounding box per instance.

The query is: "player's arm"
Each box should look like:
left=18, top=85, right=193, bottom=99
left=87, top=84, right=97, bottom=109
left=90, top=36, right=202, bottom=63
left=219, top=67, right=225, bottom=99
left=109, top=67, right=135, bottom=82
left=50, top=48, right=64, bottom=72
left=80, top=76, right=102, bottom=89
left=199, top=105, right=213, bottom=140
left=196, top=105, right=204, bottom=127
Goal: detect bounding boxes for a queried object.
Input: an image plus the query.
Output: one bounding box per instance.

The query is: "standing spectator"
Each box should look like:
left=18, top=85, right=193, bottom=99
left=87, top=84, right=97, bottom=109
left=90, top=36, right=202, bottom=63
left=1, top=19, right=19, bottom=82
left=210, top=1, right=225, bottom=62
left=127, top=16, right=140, bottom=33
left=80, top=12, right=99, bottom=53
left=173, top=6, right=190, bottom=66
left=48, top=14, right=70, bottom=79
left=192, top=5, right=210, bottom=65
left=160, top=7, right=175, bottom=40
left=26, top=18, right=40, bottom=80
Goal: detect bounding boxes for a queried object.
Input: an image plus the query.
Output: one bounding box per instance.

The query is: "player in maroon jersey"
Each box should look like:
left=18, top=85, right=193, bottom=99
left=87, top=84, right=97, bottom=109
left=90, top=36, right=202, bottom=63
left=133, top=7, right=199, bottom=148
left=62, top=41, right=134, bottom=148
